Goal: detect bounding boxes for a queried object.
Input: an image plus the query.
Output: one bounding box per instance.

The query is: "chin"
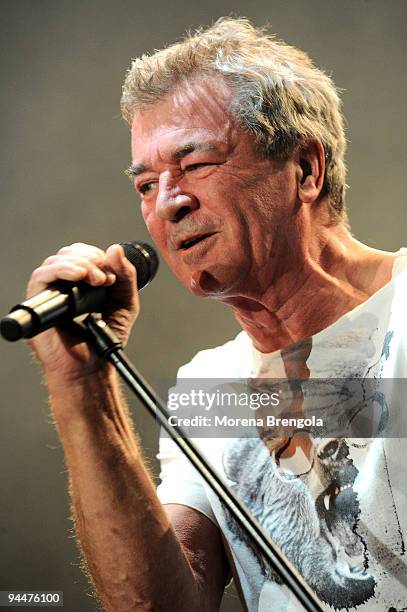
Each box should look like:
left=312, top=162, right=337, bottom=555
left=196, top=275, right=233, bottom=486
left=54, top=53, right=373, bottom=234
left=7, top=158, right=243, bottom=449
left=187, top=269, right=243, bottom=299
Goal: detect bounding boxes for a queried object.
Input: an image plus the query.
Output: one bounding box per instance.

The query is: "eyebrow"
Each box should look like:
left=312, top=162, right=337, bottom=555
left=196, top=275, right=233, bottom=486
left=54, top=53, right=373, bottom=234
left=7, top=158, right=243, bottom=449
left=125, top=142, right=218, bottom=178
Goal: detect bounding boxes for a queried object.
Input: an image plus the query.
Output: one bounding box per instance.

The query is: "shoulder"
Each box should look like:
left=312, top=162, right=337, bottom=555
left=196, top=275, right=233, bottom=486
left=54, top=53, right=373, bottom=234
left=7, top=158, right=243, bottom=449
left=177, top=331, right=253, bottom=378
left=392, top=247, right=407, bottom=278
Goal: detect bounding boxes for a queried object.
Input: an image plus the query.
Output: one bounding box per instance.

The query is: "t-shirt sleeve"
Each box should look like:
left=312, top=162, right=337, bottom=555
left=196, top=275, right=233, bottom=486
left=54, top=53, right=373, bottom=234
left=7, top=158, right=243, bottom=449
left=156, top=334, right=251, bottom=526
left=156, top=434, right=218, bottom=525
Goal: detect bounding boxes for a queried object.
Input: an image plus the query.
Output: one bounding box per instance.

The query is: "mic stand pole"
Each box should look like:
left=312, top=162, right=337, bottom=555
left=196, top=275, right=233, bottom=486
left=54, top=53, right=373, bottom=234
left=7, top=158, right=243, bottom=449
left=84, top=314, right=326, bottom=612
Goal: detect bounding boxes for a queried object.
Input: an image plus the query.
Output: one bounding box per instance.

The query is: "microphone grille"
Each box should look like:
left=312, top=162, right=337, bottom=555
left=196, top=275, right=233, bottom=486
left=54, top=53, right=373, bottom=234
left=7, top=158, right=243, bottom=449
left=120, top=241, right=159, bottom=290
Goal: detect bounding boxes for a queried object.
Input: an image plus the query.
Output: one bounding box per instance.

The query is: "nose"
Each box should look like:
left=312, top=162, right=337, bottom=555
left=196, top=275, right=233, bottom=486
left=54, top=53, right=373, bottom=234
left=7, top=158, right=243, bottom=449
left=156, top=172, right=198, bottom=222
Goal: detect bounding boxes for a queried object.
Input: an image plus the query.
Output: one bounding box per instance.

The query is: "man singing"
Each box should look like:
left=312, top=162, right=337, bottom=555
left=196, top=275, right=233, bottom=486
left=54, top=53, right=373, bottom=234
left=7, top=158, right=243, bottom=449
left=26, top=18, right=406, bottom=611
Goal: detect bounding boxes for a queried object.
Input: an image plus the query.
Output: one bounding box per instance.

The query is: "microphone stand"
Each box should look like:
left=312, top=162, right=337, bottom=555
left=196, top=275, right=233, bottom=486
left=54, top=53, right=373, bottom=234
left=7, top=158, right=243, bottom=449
left=84, top=314, right=326, bottom=612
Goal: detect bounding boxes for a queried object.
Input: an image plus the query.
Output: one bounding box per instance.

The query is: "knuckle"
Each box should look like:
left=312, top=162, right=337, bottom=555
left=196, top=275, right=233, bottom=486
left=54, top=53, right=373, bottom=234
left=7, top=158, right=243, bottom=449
left=58, top=243, right=105, bottom=264
left=59, top=242, right=91, bottom=255
left=88, top=252, right=105, bottom=264
left=69, top=242, right=89, bottom=249
left=42, top=254, right=57, bottom=266
left=30, top=266, right=44, bottom=280
left=57, top=245, right=73, bottom=255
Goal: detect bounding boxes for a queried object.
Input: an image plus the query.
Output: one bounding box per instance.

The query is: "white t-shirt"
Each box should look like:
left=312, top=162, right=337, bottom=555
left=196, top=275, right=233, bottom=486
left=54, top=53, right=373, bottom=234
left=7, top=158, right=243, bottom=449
left=157, top=251, right=407, bottom=611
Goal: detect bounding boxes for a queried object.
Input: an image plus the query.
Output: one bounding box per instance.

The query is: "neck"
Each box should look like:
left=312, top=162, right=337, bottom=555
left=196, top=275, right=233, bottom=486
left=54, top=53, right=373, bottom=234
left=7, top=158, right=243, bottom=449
left=223, top=222, right=396, bottom=353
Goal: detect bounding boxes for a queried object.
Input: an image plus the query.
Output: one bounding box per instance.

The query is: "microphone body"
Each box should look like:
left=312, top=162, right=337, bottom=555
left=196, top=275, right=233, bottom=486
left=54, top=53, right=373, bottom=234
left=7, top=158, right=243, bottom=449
left=0, top=241, right=158, bottom=342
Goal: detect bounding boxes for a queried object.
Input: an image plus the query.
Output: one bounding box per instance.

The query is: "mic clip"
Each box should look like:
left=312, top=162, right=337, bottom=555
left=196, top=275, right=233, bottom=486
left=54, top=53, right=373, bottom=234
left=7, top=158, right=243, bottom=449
left=83, top=314, right=123, bottom=359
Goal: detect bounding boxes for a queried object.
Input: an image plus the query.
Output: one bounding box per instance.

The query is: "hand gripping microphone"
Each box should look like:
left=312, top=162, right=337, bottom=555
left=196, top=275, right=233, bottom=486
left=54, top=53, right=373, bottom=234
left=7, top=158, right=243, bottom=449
left=0, top=241, right=159, bottom=342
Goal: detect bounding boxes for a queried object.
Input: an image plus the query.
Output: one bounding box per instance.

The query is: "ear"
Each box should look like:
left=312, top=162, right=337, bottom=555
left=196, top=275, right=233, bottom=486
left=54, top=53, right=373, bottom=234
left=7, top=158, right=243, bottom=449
left=296, top=140, right=325, bottom=204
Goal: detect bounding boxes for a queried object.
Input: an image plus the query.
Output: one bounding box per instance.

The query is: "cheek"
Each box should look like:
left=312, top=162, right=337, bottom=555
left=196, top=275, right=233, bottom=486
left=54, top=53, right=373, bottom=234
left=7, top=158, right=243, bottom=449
left=141, top=203, right=157, bottom=233
left=141, top=208, right=166, bottom=250
left=140, top=200, right=152, bottom=224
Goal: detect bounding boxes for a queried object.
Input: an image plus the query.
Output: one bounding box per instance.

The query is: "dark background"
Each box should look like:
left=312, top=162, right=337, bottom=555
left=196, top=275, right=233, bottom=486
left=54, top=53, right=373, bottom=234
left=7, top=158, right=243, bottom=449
left=0, top=1, right=406, bottom=610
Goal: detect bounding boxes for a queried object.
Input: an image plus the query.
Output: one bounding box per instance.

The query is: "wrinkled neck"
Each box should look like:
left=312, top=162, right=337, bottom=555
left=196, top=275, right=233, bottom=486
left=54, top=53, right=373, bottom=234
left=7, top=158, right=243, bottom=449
left=225, top=225, right=396, bottom=353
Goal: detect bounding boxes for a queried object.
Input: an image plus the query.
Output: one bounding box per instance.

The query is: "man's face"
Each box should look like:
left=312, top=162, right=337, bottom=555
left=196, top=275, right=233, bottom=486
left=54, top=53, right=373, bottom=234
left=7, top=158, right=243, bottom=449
left=130, top=77, right=300, bottom=299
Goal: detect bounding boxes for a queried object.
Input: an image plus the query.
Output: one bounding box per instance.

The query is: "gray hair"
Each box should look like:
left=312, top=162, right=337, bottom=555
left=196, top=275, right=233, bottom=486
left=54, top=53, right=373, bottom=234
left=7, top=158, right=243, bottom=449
left=121, top=18, right=348, bottom=220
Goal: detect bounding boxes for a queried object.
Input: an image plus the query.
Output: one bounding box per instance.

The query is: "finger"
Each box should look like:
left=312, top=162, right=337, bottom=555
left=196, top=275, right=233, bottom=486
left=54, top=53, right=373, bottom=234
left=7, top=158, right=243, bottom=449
left=41, top=253, right=116, bottom=283
left=41, top=252, right=105, bottom=268
left=102, top=245, right=139, bottom=318
left=56, top=245, right=118, bottom=283
left=33, top=261, right=109, bottom=286
left=58, top=242, right=106, bottom=261
left=27, top=262, right=88, bottom=297
left=27, top=261, right=115, bottom=299
left=105, top=244, right=138, bottom=283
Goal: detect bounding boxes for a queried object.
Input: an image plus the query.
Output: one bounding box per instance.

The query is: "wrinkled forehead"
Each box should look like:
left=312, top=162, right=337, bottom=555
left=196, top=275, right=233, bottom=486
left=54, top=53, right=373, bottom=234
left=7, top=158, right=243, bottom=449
left=130, top=76, right=236, bottom=156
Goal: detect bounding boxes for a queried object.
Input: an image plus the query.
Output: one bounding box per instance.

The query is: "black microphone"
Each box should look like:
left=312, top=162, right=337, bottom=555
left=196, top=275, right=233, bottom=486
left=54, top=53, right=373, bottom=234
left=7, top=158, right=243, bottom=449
left=0, top=241, right=159, bottom=342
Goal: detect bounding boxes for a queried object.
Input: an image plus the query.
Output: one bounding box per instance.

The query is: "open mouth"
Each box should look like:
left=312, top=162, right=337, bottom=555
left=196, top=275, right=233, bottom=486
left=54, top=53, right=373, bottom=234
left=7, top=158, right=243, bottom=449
left=180, top=232, right=217, bottom=250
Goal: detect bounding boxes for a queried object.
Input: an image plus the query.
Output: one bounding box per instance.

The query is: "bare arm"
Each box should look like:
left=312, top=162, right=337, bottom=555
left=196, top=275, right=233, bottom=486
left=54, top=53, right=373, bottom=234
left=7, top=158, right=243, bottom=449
left=50, top=369, right=228, bottom=611
left=28, top=243, right=229, bottom=611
